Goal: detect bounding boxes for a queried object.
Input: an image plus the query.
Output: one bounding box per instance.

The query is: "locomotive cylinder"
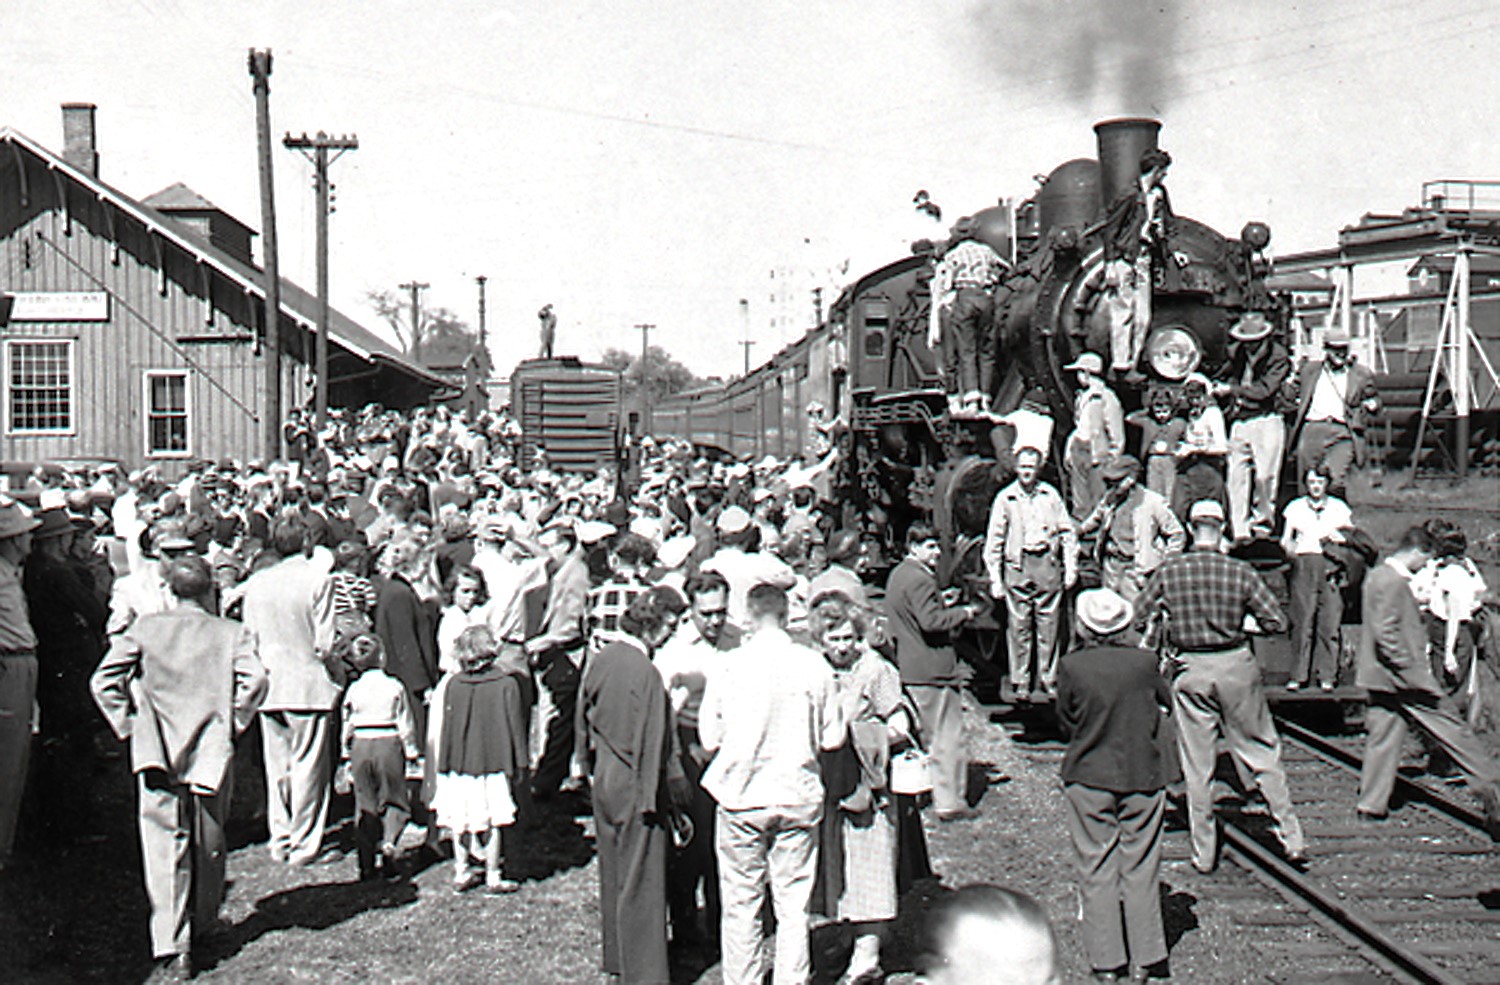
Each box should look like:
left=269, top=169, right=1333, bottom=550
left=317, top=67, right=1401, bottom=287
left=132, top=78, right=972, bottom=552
left=1035, top=158, right=1102, bottom=239
left=1094, top=117, right=1162, bottom=209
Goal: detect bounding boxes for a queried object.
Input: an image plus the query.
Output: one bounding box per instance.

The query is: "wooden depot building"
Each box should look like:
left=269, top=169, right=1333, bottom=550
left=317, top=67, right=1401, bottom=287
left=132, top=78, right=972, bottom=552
left=0, top=104, right=450, bottom=471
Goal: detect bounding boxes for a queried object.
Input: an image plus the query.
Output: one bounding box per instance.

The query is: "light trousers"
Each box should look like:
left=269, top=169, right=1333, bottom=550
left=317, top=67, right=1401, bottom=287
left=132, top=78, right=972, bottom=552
left=1359, top=690, right=1500, bottom=816
left=259, top=710, right=332, bottom=864
left=138, top=769, right=228, bottom=958
left=1064, top=784, right=1168, bottom=973
left=1227, top=414, right=1285, bottom=540
left=1172, top=646, right=1304, bottom=869
left=1003, top=554, right=1063, bottom=691
left=907, top=684, right=967, bottom=814
left=0, top=655, right=37, bottom=860
left=717, top=802, right=821, bottom=985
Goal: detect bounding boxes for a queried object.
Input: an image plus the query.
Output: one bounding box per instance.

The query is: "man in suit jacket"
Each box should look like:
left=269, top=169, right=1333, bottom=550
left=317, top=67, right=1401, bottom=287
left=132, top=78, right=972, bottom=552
left=240, top=515, right=338, bottom=865
left=92, top=555, right=267, bottom=979
left=526, top=521, right=592, bottom=799
left=886, top=522, right=982, bottom=819
left=1356, top=525, right=1500, bottom=837
left=1290, top=327, right=1381, bottom=497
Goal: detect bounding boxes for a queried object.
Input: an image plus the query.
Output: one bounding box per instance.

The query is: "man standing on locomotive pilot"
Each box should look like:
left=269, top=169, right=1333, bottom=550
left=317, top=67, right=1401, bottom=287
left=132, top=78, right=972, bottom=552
left=929, top=216, right=1007, bottom=419
left=1290, top=325, right=1380, bottom=498
left=1212, top=310, right=1291, bottom=544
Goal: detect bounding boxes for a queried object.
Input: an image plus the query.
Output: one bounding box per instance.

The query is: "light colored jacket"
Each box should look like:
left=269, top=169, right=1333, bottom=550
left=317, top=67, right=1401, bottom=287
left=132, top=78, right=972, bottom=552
left=92, top=605, right=267, bottom=795
left=241, top=554, right=338, bottom=711
left=1082, top=486, right=1185, bottom=576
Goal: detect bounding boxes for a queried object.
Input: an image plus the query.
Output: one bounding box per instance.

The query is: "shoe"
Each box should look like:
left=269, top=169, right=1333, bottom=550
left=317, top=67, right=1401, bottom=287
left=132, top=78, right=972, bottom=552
left=1355, top=810, right=1387, bottom=826
left=1092, top=972, right=1121, bottom=982
left=484, top=878, right=521, bottom=895
left=1284, top=680, right=1303, bottom=692
left=147, top=953, right=192, bottom=983
left=1191, top=859, right=1216, bottom=875
left=1319, top=681, right=1336, bottom=693
left=936, top=807, right=981, bottom=822
left=452, top=872, right=482, bottom=894
left=1284, top=848, right=1309, bottom=866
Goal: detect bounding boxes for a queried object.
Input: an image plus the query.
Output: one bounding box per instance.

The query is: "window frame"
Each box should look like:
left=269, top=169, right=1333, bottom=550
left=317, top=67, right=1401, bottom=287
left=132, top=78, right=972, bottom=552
left=4, top=338, right=77, bottom=437
left=142, top=369, right=193, bottom=460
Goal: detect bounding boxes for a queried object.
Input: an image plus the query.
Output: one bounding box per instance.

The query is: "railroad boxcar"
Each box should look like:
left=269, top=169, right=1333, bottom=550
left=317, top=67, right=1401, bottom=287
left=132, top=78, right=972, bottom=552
left=509, top=357, right=623, bottom=474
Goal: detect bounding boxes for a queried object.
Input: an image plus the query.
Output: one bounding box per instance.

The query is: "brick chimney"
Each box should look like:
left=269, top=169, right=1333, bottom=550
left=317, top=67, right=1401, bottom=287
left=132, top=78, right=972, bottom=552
left=61, top=103, right=99, bottom=177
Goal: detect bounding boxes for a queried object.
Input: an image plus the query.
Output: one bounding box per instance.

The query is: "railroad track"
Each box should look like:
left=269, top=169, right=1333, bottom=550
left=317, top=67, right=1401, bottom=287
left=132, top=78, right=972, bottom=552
left=1213, top=716, right=1500, bottom=983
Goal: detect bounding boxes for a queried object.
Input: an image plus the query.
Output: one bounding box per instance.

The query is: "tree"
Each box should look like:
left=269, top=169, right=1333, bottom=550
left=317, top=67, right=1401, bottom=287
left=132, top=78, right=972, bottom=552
left=601, top=344, right=704, bottom=406
left=366, top=289, right=490, bottom=374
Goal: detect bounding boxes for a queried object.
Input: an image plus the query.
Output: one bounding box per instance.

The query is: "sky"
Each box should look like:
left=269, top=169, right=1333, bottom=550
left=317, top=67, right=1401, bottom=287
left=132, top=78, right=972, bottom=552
left=3, top=0, right=1498, bottom=380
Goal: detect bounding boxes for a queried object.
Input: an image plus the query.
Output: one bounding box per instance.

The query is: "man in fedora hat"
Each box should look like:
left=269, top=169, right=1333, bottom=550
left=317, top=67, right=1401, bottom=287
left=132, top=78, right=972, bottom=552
left=1134, top=499, right=1305, bottom=873
left=1063, top=352, right=1125, bottom=518
left=0, top=497, right=40, bottom=868
left=24, top=508, right=109, bottom=843
left=1213, top=311, right=1292, bottom=543
left=1290, top=325, right=1381, bottom=497
left=1078, top=455, right=1184, bottom=605
left=1057, top=587, right=1179, bottom=982
left=929, top=216, right=1008, bottom=418
left=92, top=555, right=267, bottom=980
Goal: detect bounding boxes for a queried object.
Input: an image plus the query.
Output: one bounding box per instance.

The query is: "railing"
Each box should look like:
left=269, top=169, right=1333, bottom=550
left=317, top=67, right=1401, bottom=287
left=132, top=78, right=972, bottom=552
left=1421, top=179, right=1500, bottom=213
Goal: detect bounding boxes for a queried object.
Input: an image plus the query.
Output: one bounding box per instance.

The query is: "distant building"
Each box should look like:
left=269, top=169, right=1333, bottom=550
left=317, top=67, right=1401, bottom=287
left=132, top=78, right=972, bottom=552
left=0, top=104, right=450, bottom=470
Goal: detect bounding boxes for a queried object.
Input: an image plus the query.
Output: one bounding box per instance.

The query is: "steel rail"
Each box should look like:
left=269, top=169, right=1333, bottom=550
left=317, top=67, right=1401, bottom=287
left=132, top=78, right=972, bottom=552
left=1209, top=712, right=1498, bottom=984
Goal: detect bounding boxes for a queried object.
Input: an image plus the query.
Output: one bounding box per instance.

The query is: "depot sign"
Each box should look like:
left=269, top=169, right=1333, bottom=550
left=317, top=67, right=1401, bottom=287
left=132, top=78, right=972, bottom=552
left=5, top=291, right=110, bottom=322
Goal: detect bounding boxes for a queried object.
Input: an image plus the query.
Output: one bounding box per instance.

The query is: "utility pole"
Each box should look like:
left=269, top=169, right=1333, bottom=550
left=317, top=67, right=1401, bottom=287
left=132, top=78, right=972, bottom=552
left=475, top=275, right=488, bottom=368
left=400, top=281, right=430, bottom=363
left=635, top=323, right=654, bottom=400
left=248, top=48, right=282, bottom=460
left=283, top=130, right=358, bottom=430
left=739, top=339, right=757, bottom=376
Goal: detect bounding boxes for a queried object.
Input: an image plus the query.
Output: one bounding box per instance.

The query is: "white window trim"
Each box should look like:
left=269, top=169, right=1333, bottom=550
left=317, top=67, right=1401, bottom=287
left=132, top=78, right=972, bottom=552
left=142, top=369, right=193, bottom=460
left=4, top=338, right=78, bottom=437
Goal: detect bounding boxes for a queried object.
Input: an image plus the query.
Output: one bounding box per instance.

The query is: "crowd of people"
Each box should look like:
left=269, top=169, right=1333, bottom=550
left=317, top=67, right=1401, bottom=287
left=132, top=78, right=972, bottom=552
left=0, top=375, right=1495, bottom=985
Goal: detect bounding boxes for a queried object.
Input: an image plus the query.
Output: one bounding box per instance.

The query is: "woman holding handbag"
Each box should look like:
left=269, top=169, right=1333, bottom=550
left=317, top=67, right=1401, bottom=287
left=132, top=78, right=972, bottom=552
left=809, top=592, right=931, bottom=985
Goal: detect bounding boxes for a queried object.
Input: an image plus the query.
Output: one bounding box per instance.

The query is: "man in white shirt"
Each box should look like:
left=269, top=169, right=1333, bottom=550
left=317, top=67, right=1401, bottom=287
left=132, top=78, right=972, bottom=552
left=702, top=506, right=796, bottom=632
left=1292, top=328, right=1381, bottom=497
left=653, top=571, right=741, bottom=948
left=699, top=584, right=845, bottom=985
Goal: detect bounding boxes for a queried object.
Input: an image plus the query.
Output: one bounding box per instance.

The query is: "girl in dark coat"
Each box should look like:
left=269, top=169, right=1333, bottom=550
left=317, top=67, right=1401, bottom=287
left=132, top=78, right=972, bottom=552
left=432, top=625, right=529, bottom=894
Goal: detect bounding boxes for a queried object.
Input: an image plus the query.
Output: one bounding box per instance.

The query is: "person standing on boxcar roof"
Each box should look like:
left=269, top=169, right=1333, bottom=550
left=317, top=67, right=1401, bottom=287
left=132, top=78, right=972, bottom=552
left=1355, top=524, right=1500, bottom=838
left=538, top=303, right=557, bottom=360
left=1290, top=325, right=1381, bottom=498
left=929, top=216, right=1007, bottom=419
left=1212, top=310, right=1292, bottom=544
left=1133, top=499, right=1306, bottom=873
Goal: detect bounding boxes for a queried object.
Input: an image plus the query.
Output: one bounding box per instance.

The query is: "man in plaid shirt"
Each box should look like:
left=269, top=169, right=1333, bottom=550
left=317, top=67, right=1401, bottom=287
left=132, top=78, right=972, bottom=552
left=1135, top=499, right=1306, bottom=873
left=587, top=532, right=656, bottom=656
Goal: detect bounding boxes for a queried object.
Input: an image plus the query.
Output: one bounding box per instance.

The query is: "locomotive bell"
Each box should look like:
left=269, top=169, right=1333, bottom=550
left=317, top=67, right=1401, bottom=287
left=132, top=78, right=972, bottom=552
left=1094, top=117, right=1162, bottom=208
left=1241, top=221, right=1272, bottom=251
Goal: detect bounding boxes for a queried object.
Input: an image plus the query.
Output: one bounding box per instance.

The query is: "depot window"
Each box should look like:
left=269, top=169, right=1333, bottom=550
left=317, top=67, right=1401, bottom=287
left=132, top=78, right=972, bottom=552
left=145, top=371, right=191, bottom=457
left=7, top=339, right=74, bottom=434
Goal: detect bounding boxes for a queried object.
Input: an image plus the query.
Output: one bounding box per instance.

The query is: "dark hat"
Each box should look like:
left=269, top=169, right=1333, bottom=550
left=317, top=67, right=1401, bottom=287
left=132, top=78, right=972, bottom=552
left=31, top=507, right=76, bottom=540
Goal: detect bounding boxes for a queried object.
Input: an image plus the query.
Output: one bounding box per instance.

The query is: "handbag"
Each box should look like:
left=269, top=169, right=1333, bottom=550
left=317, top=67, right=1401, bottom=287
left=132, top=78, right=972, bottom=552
left=888, top=687, right=933, bottom=795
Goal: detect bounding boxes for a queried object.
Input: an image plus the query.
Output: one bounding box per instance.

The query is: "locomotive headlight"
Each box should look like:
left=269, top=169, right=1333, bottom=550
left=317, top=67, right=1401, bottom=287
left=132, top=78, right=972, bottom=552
left=1144, top=327, right=1201, bottom=380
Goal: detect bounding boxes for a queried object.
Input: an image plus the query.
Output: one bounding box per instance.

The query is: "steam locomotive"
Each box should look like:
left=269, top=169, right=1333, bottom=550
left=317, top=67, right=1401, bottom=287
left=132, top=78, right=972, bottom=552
left=653, top=118, right=1278, bottom=568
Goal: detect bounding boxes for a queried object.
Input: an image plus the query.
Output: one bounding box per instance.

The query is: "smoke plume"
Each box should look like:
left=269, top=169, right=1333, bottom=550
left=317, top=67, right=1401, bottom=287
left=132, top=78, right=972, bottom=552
left=967, top=0, right=1183, bottom=114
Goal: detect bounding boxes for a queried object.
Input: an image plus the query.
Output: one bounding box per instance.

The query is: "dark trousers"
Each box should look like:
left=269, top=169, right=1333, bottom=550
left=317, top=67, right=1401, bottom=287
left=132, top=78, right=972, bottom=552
left=532, top=646, right=582, bottom=797
left=138, top=769, right=229, bottom=958
left=1064, top=783, right=1168, bottom=973
left=943, top=287, right=995, bottom=397
left=1288, top=554, right=1341, bottom=685
left=667, top=724, right=720, bottom=943
left=350, top=736, right=409, bottom=874
left=596, top=806, right=670, bottom=983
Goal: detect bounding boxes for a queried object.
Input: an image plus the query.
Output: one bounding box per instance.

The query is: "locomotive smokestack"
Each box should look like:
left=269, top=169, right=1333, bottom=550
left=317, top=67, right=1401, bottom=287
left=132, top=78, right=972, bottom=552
left=1094, top=117, right=1160, bottom=208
